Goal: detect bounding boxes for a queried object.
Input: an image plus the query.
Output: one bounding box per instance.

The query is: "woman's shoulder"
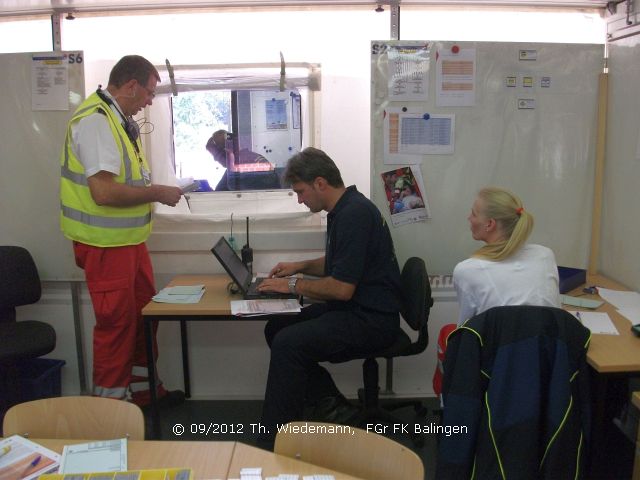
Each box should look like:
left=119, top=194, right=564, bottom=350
left=453, top=256, right=486, bottom=276
left=521, top=243, right=555, bottom=257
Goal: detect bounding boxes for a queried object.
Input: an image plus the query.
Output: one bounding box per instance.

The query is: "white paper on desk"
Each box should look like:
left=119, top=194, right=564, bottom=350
left=598, top=288, right=640, bottom=310
left=231, top=299, right=301, bottom=316
left=152, top=285, right=205, bottom=303
left=165, top=285, right=205, bottom=295
left=570, top=311, right=619, bottom=335
left=60, top=438, right=127, bottom=474
left=0, top=435, right=61, bottom=479
left=617, top=307, right=640, bottom=325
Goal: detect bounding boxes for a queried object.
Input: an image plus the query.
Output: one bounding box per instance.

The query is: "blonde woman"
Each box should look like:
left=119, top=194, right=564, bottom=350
left=453, top=186, right=560, bottom=325
left=433, top=187, right=561, bottom=397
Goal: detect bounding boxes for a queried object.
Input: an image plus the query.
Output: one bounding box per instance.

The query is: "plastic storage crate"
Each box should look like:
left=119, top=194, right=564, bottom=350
left=17, top=358, right=65, bottom=402
left=557, top=266, right=587, bottom=294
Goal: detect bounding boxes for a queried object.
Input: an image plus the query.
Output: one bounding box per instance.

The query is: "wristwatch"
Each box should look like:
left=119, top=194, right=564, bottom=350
left=288, top=277, right=298, bottom=295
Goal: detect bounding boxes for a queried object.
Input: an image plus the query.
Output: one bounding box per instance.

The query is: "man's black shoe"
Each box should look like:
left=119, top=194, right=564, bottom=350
left=159, top=389, right=186, bottom=408
left=141, top=390, right=186, bottom=412
left=307, top=394, right=361, bottom=425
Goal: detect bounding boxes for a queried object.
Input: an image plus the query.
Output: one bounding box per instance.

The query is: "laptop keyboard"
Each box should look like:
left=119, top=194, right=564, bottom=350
left=247, top=277, right=266, bottom=295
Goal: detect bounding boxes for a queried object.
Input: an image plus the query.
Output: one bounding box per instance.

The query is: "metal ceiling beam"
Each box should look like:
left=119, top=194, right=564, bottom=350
left=0, top=0, right=608, bottom=18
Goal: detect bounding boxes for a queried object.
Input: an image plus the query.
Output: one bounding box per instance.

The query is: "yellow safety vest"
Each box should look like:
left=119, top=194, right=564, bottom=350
left=60, top=92, right=153, bottom=247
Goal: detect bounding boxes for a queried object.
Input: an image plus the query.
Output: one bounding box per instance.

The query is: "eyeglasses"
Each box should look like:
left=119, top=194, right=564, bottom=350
left=140, top=85, right=156, bottom=99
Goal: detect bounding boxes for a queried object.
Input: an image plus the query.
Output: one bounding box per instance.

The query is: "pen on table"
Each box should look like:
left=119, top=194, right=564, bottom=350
left=0, top=445, right=10, bottom=458
left=19, top=455, right=41, bottom=478
left=576, top=311, right=582, bottom=322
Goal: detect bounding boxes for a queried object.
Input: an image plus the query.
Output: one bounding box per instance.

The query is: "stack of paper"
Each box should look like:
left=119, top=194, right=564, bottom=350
left=0, top=435, right=61, bottom=480
left=60, top=439, right=127, bottom=474
left=152, top=285, right=205, bottom=304
left=176, top=177, right=200, bottom=193
left=570, top=311, right=619, bottom=335
left=42, top=468, right=193, bottom=480
left=597, top=288, right=640, bottom=325
left=560, top=294, right=603, bottom=309
left=618, top=308, right=640, bottom=326
left=237, top=467, right=334, bottom=480
left=231, top=299, right=301, bottom=316
left=598, top=288, right=640, bottom=309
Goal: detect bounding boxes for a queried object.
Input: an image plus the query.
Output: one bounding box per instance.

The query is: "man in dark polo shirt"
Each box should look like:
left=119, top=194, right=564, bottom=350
left=256, top=147, right=403, bottom=450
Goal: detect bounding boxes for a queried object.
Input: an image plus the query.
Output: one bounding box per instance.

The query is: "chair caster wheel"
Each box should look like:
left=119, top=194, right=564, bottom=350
left=412, top=434, right=425, bottom=448
left=414, top=405, right=428, bottom=417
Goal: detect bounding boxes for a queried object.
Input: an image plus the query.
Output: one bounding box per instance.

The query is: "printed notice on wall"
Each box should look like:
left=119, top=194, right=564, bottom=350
left=265, top=98, right=288, bottom=130
left=384, top=108, right=455, bottom=164
left=387, top=44, right=431, bottom=102
left=436, top=47, right=476, bottom=107
left=31, top=53, right=69, bottom=111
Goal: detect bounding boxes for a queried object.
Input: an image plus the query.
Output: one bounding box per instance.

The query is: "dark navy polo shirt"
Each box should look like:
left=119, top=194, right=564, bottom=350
left=324, top=185, right=402, bottom=313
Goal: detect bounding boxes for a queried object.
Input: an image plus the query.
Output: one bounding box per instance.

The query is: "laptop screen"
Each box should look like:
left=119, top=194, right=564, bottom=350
left=211, top=236, right=252, bottom=291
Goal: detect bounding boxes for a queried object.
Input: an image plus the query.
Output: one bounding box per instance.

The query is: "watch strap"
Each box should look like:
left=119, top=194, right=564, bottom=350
left=288, top=277, right=298, bottom=295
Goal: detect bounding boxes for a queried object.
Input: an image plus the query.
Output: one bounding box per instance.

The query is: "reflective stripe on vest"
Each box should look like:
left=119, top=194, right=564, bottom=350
left=61, top=204, right=151, bottom=228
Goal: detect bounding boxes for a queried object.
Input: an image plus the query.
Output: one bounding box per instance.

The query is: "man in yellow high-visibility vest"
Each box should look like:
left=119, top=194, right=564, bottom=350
left=60, top=55, right=184, bottom=409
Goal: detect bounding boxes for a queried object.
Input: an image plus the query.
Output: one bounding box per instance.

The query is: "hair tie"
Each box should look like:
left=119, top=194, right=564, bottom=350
left=515, top=207, right=524, bottom=216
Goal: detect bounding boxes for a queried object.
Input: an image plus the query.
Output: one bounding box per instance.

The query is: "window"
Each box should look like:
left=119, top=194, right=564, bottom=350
left=172, top=90, right=231, bottom=182
left=172, top=88, right=303, bottom=192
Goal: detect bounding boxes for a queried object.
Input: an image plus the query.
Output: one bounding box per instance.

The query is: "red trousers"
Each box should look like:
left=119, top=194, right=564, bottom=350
left=74, top=241, right=167, bottom=405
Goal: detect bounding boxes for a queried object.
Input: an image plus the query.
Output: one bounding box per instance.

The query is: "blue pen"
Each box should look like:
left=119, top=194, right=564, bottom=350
left=20, top=455, right=41, bottom=478
left=576, top=311, right=582, bottom=322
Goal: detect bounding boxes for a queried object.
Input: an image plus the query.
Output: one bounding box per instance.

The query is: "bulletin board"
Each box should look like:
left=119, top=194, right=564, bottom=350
left=370, top=41, right=605, bottom=275
left=0, top=51, right=85, bottom=279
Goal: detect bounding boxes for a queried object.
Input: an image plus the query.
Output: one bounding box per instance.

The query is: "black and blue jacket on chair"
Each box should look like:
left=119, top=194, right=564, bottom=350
left=436, top=305, right=591, bottom=480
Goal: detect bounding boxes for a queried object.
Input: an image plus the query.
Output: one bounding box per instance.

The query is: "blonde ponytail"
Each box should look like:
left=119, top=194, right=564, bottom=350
left=472, top=187, right=534, bottom=261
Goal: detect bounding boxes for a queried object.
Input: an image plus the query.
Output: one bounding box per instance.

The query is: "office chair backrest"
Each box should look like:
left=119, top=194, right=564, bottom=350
left=3, top=396, right=145, bottom=440
left=274, top=421, right=424, bottom=480
left=0, top=246, right=42, bottom=323
left=399, top=256, right=433, bottom=353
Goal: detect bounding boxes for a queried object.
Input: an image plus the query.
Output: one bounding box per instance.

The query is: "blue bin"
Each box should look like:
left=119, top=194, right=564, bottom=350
left=17, top=358, right=65, bottom=402
left=558, top=266, right=587, bottom=294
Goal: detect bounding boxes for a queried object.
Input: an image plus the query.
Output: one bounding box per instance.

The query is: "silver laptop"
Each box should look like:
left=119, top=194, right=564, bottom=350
left=211, top=236, right=297, bottom=300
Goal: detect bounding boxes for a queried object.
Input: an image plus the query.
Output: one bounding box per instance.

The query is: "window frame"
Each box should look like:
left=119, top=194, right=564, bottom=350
left=142, top=61, right=321, bottom=221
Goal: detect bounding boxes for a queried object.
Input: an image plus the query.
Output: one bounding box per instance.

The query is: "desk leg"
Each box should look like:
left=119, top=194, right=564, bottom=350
left=70, top=281, right=88, bottom=394
left=145, top=316, right=161, bottom=439
left=180, top=320, right=191, bottom=398
left=587, top=370, right=632, bottom=479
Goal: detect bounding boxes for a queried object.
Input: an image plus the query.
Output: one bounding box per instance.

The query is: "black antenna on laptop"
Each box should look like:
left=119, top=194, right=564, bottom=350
left=241, top=216, right=253, bottom=274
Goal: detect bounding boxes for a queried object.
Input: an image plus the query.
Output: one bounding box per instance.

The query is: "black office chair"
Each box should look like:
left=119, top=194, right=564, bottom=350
left=0, top=246, right=56, bottom=415
left=355, top=256, right=433, bottom=447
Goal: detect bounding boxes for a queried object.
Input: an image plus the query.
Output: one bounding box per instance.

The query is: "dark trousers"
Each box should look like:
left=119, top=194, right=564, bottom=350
left=257, top=303, right=399, bottom=449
